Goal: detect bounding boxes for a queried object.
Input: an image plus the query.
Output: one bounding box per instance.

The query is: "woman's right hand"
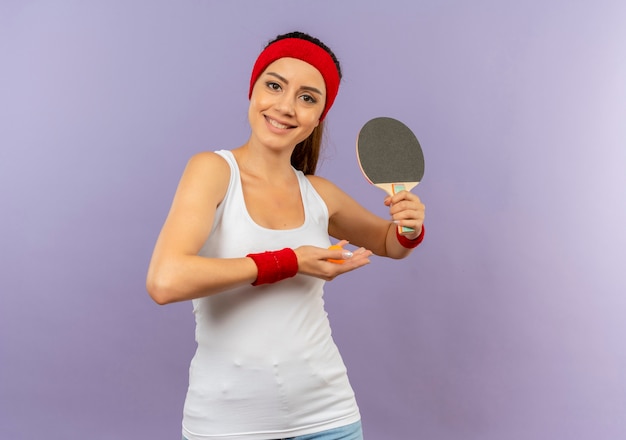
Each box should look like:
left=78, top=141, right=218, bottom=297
left=294, top=240, right=373, bottom=281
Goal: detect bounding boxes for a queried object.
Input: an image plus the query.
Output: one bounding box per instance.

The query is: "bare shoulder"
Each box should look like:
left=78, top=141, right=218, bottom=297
left=306, top=174, right=340, bottom=196
left=306, top=174, right=347, bottom=217
left=185, top=151, right=230, bottom=175
left=177, top=151, right=231, bottom=207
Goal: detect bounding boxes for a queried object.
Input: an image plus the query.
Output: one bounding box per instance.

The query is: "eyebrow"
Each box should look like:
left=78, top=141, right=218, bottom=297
left=266, top=72, right=324, bottom=96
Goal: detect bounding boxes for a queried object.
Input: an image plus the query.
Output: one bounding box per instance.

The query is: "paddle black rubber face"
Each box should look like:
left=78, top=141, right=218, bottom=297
left=357, top=117, right=424, bottom=185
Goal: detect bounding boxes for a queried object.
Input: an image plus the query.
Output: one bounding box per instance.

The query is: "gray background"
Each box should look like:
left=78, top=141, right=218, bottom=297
left=1, top=1, right=625, bottom=439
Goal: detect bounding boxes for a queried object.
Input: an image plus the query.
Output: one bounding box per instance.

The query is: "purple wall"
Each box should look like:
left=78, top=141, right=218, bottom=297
left=2, top=1, right=625, bottom=439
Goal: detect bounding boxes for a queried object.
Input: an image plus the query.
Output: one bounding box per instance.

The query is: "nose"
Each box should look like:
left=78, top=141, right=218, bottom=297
left=274, top=93, right=295, bottom=116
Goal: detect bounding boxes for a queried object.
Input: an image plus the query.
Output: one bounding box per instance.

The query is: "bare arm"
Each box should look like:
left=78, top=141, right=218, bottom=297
left=146, top=153, right=376, bottom=305
left=308, top=176, right=425, bottom=259
left=146, top=152, right=259, bottom=304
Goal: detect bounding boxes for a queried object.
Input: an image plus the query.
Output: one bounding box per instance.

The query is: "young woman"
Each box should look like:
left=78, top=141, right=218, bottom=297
left=146, top=31, right=425, bottom=440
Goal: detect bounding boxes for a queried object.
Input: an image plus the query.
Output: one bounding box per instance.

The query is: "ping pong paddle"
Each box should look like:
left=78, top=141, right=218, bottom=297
left=356, top=117, right=425, bottom=235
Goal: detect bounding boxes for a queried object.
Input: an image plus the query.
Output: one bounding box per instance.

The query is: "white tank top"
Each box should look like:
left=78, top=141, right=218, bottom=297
left=182, top=150, right=360, bottom=440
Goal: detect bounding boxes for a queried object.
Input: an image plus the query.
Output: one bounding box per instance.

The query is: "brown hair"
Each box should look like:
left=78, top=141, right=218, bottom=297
left=265, top=32, right=341, bottom=175
left=291, top=121, right=324, bottom=175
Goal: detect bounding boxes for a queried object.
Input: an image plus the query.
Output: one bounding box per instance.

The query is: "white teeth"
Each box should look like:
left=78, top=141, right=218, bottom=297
left=268, top=117, right=289, bottom=129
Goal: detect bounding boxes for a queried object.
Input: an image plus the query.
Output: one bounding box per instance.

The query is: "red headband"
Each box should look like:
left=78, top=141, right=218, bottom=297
left=249, top=38, right=340, bottom=121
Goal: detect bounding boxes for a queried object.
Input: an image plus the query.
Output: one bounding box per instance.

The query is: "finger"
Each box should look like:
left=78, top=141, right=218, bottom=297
left=334, top=250, right=372, bottom=271
left=349, top=247, right=372, bottom=260
left=394, top=218, right=422, bottom=234
left=389, top=198, right=425, bottom=216
left=322, top=249, right=373, bottom=280
left=327, top=242, right=353, bottom=263
left=327, top=249, right=353, bottom=262
left=391, top=191, right=420, bottom=205
left=333, top=247, right=370, bottom=263
left=392, top=209, right=425, bottom=226
left=346, top=249, right=372, bottom=266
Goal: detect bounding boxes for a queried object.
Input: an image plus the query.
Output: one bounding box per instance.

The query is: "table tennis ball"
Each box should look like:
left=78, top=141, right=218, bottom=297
left=327, top=244, right=346, bottom=264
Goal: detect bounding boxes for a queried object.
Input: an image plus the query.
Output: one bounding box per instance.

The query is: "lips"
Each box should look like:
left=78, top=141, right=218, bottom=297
left=265, top=115, right=295, bottom=130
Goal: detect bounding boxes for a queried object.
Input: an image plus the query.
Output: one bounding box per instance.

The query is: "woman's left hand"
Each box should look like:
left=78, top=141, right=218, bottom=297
left=384, top=191, right=425, bottom=240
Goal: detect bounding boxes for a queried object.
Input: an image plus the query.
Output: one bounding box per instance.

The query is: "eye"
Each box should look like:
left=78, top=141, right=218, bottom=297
left=266, top=81, right=282, bottom=91
left=300, top=94, right=318, bottom=104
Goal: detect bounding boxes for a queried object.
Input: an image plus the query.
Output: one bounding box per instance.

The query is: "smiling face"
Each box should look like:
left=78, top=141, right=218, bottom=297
left=248, top=57, right=326, bottom=152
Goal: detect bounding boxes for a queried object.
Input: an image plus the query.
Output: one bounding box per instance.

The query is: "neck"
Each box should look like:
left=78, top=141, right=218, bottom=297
left=233, top=142, right=295, bottom=183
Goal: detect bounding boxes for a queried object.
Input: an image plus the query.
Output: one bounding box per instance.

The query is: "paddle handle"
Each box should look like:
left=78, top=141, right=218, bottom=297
left=392, top=183, right=414, bottom=235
